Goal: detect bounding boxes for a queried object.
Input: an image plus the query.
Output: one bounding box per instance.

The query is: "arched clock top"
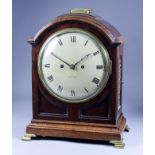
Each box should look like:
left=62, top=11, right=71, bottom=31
left=28, top=14, right=125, bottom=47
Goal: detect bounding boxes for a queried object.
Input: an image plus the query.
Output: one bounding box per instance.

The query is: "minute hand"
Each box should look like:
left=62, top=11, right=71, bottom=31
left=51, top=52, right=72, bottom=68
left=74, top=53, right=92, bottom=66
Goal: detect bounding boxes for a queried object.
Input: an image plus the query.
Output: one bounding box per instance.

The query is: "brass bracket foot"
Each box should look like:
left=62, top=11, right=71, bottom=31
left=110, top=139, right=125, bottom=149
left=22, top=133, right=36, bottom=141
left=124, top=125, right=130, bottom=132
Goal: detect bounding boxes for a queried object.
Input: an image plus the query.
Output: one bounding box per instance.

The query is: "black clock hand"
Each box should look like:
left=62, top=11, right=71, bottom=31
left=51, top=52, right=73, bottom=68
left=74, top=53, right=92, bottom=67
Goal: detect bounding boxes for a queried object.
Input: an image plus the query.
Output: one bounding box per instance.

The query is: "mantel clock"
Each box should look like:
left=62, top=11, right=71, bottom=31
left=23, top=8, right=129, bottom=148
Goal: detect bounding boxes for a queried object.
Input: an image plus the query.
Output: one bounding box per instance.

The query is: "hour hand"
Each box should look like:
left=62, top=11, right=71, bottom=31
left=74, top=53, right=92, bottom=66
left=51, top=52, right=72, bottom=68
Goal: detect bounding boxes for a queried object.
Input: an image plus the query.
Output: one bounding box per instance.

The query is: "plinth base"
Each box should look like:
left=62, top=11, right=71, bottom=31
left=25, top=115, right=126, bottom=143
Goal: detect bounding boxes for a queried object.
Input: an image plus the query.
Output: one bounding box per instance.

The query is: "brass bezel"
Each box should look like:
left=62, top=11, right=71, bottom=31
left=37, top=28, right=112, bottom=103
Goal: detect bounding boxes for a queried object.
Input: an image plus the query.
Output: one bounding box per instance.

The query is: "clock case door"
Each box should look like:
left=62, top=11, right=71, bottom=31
left=26, top=13, right=126, bottom=141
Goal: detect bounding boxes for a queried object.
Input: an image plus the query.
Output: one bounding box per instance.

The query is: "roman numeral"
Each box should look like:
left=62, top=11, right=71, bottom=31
left=92, top=77, right=100, bottom=85
left=96, top=65, right=103, bottom=69
left=47, top=75, right=53, bottom=82
left=57, top=85, right=63, bottom=92
left=93, top=51, right=100, bottom=56
left=58, top=39, right=63, bottom=46
left=71, top=90, right=75, bottom=96
left=84, top=40, right=88, bottom=46
left=84, top=88, right=89, bottom=93
left=70, top=36, right=76, bottom=43
left=44, top=64, right=50, bottom=68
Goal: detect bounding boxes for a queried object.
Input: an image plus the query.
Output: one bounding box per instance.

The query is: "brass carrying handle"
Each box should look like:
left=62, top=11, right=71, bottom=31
left=70, top=8, right=93, bottom=14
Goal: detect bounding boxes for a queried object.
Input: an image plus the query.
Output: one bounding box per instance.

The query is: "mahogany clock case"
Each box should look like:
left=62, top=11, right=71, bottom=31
left=26, top=12, right=126, bottom=141
left=13, top=1, right=143, bottom=154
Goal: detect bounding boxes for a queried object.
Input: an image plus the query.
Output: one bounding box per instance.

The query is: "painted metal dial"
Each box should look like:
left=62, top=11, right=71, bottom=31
left=38, top=28, right=111, bottom=103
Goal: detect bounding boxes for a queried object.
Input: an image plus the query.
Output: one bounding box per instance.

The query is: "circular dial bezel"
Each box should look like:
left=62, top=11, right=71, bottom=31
left=37, top=28, right=112, bottom=103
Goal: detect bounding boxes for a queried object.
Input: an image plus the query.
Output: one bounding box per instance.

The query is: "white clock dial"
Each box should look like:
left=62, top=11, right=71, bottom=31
left=38, top=28, right=111, bottom=103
